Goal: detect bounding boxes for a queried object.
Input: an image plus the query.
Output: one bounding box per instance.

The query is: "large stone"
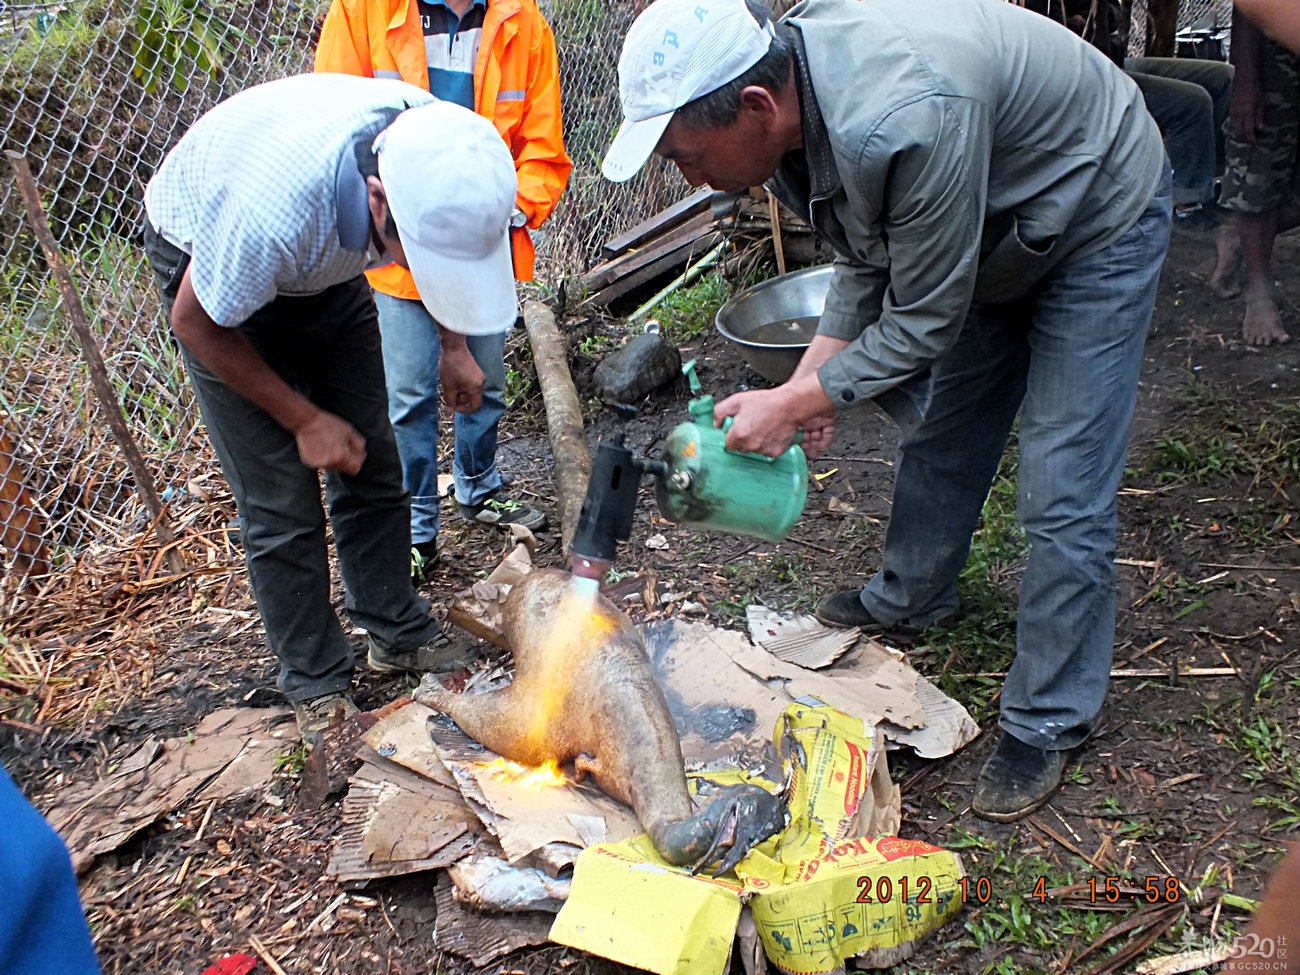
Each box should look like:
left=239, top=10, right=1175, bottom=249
left=593, top=331, right=682, bottom=405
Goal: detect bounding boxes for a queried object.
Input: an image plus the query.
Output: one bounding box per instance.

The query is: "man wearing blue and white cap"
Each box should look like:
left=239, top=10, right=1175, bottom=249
left=606, top=0, right=1172, bottom=821
left=142, top=73, right=518, bottom=742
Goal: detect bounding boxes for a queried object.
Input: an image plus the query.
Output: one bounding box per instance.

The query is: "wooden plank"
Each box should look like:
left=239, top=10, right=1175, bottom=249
left=600, top=186, right=714, bottom=261
left=584, top=231, right=725, bottom=308
left=581, top=211, right=716, bottom=294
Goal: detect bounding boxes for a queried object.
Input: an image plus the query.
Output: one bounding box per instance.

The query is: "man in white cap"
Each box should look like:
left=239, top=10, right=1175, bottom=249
left=142, top=73, right=519, bottom=742
left=605, top=0, right=1171, bottom=821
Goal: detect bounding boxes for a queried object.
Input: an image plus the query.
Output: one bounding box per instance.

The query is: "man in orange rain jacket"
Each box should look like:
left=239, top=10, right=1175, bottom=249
left=315, top=0, right=571, bottom=583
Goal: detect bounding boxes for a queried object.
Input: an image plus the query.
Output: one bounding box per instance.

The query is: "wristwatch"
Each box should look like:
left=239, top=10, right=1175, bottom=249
left=510, top=207, right=528, bottom=229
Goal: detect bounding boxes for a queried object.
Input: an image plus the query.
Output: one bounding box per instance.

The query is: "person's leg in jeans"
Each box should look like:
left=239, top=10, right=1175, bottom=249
left=973, top=170, right=1171, bottom=821
left=1126, top=57, right=1234, bottom=174
left=453, top=328, right=508, bottom=507
left=1126, top=68, right=1218, bottom=206
left=857, top=306, right=1032, bottom=630
left=375, top=293, right=444, bottom=550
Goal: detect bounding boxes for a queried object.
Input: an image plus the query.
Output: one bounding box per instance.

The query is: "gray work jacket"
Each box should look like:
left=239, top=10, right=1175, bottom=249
left=769, top=0, right=1166, bottom=408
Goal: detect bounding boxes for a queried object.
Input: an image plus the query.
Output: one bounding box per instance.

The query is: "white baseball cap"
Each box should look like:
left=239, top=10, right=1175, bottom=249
left=602, top=0, right=776, bottom=183
left=375, top=101, right=518, bottom=335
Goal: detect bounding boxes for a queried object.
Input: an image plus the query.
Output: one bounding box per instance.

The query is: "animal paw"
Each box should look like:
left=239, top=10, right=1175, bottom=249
left=413, top=672, right=452, bottom=710
left=689, top=784, right=787, bottom=878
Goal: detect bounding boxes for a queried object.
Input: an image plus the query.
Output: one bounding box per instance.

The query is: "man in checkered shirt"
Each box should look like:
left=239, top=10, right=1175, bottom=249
left=142, top=73, right=520, bottom=743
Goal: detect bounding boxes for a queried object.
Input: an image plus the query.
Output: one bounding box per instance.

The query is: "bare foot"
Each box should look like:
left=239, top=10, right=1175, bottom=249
left=1209, top=224, right=1242, bottom=298
left=1243, top=291, right=1292, bottom=346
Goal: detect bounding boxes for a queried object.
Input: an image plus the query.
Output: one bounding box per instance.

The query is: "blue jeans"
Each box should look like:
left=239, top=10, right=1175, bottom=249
left=1126, top=57, right=1234, bottom=206
left=144, top=226, right=443, bottom=702
left=860, top=170, right=1173, bottom=751
left=374, top=293, right=508, bottom=545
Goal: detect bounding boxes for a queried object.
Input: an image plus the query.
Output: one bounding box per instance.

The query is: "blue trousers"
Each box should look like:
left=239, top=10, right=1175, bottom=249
left=1126, top=56, right=1234, bottom=206
left=0, top=766, right=101, bottom=975
left=860, top=172, right=1173, bottom=751
left=374, top=293, right=508, bottom=546
left=145, top=227, right=443, bottom=702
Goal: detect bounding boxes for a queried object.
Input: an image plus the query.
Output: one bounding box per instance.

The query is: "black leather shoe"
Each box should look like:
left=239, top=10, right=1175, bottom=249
left=811, top=592, right=915, bottom=637
left=972, top=733, right=1069, bottom=822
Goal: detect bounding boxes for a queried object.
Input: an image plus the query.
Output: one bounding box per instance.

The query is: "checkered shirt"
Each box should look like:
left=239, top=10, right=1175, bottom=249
left=143, top=73, right=435, bottom=327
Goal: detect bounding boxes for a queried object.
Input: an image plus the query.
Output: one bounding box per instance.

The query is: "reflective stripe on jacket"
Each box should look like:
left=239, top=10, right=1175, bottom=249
left=315, top=0, right=572, bottom=287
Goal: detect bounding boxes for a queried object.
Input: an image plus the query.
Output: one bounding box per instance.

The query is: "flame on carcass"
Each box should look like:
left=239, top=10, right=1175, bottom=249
left=480, top=757, right=569, bottom=789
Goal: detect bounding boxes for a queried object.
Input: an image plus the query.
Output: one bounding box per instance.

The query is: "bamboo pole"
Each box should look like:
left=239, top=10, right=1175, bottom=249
left=521, top=299, right=590, bottom=552
left=767, top=189, right=787, bottom=276
left=6, top=151, right=184, bottom=574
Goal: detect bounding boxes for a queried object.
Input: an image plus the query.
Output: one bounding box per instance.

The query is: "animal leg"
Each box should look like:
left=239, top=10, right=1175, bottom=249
left=574, top=752, right=603, bottom=783
left=414, top=676, right=552, bottom=766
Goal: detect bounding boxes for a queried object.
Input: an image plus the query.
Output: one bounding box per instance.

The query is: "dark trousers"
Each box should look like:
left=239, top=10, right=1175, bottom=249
left=143, top=225, right=440, bottom=702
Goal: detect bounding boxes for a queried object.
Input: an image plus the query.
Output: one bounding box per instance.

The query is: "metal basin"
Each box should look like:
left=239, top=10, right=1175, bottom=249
left=715, top=265, right=831, bottom=384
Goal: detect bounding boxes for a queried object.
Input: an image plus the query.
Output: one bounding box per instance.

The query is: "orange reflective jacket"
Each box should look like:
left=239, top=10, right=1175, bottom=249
left=315, top=0, right=572, bottom=287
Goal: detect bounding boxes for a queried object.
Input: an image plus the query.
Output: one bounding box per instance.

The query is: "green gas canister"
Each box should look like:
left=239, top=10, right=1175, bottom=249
left=653, top=361, right=808, bottom=542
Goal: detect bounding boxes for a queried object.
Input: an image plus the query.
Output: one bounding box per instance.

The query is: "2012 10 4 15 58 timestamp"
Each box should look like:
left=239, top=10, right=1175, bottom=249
left=955, top=875, right=1185, bottom=905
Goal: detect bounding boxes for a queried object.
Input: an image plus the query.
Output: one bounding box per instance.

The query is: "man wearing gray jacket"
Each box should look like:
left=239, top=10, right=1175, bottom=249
left=603, top=0, right=1171, bottom=820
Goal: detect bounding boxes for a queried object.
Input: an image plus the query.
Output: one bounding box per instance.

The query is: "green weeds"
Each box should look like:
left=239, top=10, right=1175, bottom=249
left=653, top=270, right=728, bottom=344
left=1192, top=696, right=1300, bottom=830
left=1140, top=381, right=1300, bottom=487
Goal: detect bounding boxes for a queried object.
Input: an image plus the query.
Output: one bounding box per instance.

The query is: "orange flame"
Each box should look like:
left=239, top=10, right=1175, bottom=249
left=479, top=757, right=569, bottom=789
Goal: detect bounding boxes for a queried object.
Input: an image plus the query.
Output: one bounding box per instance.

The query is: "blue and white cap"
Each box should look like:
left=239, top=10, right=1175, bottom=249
left=601, top=0, right=776, bottom=183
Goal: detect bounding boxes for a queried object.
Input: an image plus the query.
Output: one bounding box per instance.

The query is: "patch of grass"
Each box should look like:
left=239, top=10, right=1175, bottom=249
left=578, top=333, right=615, bottom=356
left=713, top=548, right=822, bottom=617
left=653, top=269, right=729, bottom=344
left=1138, top=380, right=1300, bottom=487
left=274, top=742, right=309, bottom=776
left=1192, top=698, right=1300, bottom=830
left=503, top=331, right=543, bottom=419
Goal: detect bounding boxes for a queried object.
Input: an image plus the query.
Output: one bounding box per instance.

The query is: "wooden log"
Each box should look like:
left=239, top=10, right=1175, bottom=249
left=521, top=300, right=589, bottom=552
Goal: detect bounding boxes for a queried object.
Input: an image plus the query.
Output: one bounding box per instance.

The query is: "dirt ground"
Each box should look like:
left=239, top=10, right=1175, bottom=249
left=2, top=225, right=1298, bottom=975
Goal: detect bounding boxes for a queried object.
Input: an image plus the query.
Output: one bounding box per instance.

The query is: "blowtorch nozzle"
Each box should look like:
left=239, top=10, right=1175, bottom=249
left=569, top=433, right=646, bottom=574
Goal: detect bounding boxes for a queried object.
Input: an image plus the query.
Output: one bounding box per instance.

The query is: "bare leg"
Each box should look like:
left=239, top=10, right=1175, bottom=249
left=1238, top=209, right=1293, bottom=346
left=1209, top=221, right=1243, bottom=298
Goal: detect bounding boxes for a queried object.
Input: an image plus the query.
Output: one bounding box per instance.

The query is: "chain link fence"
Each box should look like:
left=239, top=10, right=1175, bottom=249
left=0, top=0, right=680, bottom=586
left=0, top=0, right=1233, bottom=586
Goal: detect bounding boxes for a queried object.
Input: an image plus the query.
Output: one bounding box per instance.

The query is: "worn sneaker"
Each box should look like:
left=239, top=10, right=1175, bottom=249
left=459, top=491, right=548, bottom=531
left=410, top=540, right=439, bottom=585
left=972, top=733, right=1070, bottom=822
left=367, top=625, right=478, bottom=675
left=293, top=692, right=359, bottom=743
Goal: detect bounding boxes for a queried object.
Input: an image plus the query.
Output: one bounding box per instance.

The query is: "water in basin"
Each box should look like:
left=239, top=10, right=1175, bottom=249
left=745, top=316, right=818, bottom=346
